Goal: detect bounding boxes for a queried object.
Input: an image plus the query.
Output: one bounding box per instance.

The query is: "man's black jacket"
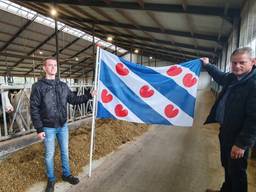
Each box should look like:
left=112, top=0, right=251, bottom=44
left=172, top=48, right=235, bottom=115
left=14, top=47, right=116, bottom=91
left=30, top=78, right=91, bottom=133
left=204, top=65, right=256, bottom=149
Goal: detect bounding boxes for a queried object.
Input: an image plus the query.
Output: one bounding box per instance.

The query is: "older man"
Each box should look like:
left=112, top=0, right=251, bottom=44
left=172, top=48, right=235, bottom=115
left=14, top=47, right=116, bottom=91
left=30, top=57, right=92, bottom=192
left=201, top=47, right=256, bottom=192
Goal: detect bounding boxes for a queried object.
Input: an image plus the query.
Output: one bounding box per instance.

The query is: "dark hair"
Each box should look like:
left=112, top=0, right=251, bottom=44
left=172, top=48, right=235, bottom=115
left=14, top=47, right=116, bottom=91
left=231, top=47, right=253, bottom=58
left=43, top=57, right=57, bottom=66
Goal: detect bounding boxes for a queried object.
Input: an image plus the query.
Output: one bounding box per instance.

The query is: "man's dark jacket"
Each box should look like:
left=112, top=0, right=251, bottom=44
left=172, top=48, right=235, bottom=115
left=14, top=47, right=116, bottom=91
left=204, top=65, right=256, bottom=149
left=30, top=78, right=91, bottom=133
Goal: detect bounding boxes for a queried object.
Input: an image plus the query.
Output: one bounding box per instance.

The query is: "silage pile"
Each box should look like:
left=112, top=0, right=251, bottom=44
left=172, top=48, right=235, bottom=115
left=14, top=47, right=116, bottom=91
left=0, top=119, right=149, bottom=192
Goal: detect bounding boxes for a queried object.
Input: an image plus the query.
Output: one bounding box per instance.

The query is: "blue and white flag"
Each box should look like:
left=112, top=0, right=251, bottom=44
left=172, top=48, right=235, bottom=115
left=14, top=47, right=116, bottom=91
left=96, top=49, right=201, bottom=126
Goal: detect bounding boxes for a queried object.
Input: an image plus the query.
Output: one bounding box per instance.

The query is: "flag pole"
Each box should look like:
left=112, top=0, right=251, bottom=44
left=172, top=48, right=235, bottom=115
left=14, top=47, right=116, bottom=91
left=89, top=46, right=101, bottom=177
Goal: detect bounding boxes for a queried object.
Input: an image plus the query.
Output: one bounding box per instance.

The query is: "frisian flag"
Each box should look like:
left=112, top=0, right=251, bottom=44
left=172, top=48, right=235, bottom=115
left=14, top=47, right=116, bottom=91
left=96, top=49, right=202, bottom=126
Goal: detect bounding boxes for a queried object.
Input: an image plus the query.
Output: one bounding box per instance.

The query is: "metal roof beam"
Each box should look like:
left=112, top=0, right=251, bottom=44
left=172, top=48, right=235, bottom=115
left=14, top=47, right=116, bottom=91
left=115, top=39, right=213, bottom=58
left=0, top=52, right=44, bottom=61
left=61, top=57, right=91, bottom=75
left=69, top=47, right=115, bottom=77
left=58, top=5, right=109, bottom=35
left=26, top=43, right=93, bottom=75
left=59, top=16, right=226, bottom=43
left=10, top=25, right=65, bottom=69
left=181, top=0, right=199, bottom=56
left=53, top=36, right=81, bottom=56
left=94, top=31, right=217, bottom=54
left=116, top=43, right=195, bottom=61
left=74, top=49, right=128, bottom=78
left=17, top=1, right=239, bottom=19
left=13, top=1, right=219, bottom=54
left=89, top=6, right=139, bottom=38
left=0, top=14, right=37, bottom=52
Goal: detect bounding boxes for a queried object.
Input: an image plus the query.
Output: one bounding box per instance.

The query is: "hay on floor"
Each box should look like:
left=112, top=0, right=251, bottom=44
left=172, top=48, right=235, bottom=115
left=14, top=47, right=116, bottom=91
left=0, top=119, right=149, bottom=192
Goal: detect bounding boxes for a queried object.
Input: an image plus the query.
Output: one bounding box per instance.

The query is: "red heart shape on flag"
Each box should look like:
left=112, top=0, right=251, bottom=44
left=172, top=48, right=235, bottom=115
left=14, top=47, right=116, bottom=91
left=183, top=73, right=197, bottom=87
left=164, top=104, right=179, bottom=118
left=101, top=89, right=113, bottom=103
left=115, top=104, right=128, bottom=117
left=139, top=85, right=154, bottom=98
left=115, top=63, right=129, bottom=76
left=167, top=66, right=182, bottom=76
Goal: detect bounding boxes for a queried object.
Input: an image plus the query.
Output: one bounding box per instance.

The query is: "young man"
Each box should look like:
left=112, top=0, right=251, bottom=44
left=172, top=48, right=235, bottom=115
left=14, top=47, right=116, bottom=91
left=30, top=58, right=92, bottom=192
left=201, top=47, right=256, bottom=192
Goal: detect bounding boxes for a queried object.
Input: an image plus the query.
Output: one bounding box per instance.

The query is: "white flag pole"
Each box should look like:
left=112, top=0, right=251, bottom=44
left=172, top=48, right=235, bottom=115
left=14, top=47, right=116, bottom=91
left=89, top=46, right=101, bottom=177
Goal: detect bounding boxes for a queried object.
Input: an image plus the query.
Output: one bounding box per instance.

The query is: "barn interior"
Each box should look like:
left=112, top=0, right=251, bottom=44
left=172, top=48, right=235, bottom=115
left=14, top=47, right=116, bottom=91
left=0, top=0, right=256, bottom=192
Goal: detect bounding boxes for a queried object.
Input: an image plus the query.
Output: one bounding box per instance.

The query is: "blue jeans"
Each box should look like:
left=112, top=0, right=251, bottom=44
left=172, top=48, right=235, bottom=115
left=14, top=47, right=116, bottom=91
left=43, top=123, right=71, bottom=181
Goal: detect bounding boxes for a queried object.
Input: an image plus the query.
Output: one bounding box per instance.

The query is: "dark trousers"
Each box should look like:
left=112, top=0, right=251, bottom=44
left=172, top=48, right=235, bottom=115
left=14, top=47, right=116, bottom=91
left=219, top=136, right=249, bottom=192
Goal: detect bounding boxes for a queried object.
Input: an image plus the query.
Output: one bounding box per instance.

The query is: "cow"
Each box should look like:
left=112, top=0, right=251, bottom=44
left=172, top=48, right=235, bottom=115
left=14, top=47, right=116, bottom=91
left=0, top=90, right=14, bottom=113
left=9, top=88, right=32, bottom=133
left=0, top=86, right=32, bottom=134
left=1, top=84, right=93, bottom=136
left=0, top=86, right=14, bottom=136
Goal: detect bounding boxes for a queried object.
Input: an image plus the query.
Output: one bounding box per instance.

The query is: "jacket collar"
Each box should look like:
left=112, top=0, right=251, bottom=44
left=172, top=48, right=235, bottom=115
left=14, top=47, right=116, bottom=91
left=40, top=77, right=60, bottom=86
left=230, top=66, right=256, bottom=86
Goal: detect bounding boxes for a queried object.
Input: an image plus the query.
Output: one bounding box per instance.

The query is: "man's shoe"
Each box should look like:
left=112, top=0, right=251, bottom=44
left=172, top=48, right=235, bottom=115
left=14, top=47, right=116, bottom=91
left=45, top=180, right=55, bottom=192
left=62, top=175, right=80, bottom=185
left=205, top=189, right=220, bottom=192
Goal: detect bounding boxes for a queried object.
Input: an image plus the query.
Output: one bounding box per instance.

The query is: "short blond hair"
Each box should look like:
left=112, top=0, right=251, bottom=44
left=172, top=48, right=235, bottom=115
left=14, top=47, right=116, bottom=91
left=43, top=57, right=57, bottom=66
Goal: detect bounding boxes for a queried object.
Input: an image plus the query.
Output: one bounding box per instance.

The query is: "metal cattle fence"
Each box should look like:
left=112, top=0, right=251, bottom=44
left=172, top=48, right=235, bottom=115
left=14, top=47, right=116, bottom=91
left=0, top=84, right=93, bottom=141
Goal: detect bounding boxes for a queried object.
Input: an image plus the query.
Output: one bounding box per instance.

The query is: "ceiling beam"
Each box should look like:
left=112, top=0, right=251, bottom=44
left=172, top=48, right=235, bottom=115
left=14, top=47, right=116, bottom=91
left=115, top=39, right=211, bottom=58
left=0, top=52, right=44, bottom=61
left=61, top=57, right=92, bottom=75
left=9, top=25, right=65, bottom=70
left=58, top=16, right=226, bottom=43
left=52, top=36, right=82, bottom=56
left=13, top=1, right=220, bottom=55
left=139, top=2, right=187, bottom=59
left=94, top=30, right=218, bottom=54
left=115, top=9, right=155, bottom=40
left=214, top=1, right=230, bottom=52
left=58, top=5, right=108, bottom=35
left=181, top=0, right=199, bottom=56
left=116, top=42, right=195, bottom=61
left=74, top=49, right=127, bottom=78
left=64, top=20, right=217, bottom=57
left=26, top=43, right=94, bottom=75
left=73, top=52, right=129, bottom=78
left=89, top=6, right=139, bottom=39
left=0, top=14, right=38, bottom=52
left=16, top=1, right=239, bottom=20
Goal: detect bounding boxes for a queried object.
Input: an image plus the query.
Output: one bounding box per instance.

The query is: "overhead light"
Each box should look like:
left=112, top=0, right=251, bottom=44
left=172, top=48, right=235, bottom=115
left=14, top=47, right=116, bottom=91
left=50, top=8, right=58, bottom=17
left=134, top=49, right=139, bottom=54
left=149, top=56, right=153, bottom=60
left=75, top=57, right=79, bottom=61
left=107, top=36, right=113, bottom=42
left=39, top=51, right=43, bottom=55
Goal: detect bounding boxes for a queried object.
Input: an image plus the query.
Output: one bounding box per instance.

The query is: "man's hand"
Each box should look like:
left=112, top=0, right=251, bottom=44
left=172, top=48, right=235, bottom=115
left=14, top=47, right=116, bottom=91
left=200, top=57, right=209, bottom=65
left=230, top=145, right=245, bottom=159
left=90, top=89, right=97, bottom=97
left=37, top=132, right=45, bottom=140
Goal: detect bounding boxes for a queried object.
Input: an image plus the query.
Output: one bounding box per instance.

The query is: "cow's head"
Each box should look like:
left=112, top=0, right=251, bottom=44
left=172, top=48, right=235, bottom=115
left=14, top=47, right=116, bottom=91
left=2, top=91, right=14, bottom=113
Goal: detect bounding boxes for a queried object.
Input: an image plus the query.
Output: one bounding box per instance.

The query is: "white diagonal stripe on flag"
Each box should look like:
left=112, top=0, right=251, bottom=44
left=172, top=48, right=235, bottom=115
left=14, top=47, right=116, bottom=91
left=98, top=81, right=144, bottom=123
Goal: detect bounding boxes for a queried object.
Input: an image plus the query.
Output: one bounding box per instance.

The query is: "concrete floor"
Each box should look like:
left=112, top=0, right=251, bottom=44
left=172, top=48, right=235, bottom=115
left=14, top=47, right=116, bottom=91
left=27, top=90, right=256, bottom=192
left=64, top=90, right=256, bottom=192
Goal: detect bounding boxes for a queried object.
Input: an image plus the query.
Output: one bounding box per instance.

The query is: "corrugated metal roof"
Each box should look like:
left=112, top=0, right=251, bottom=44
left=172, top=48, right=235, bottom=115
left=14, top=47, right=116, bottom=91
left=0, top=0, right=243, bottom=78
